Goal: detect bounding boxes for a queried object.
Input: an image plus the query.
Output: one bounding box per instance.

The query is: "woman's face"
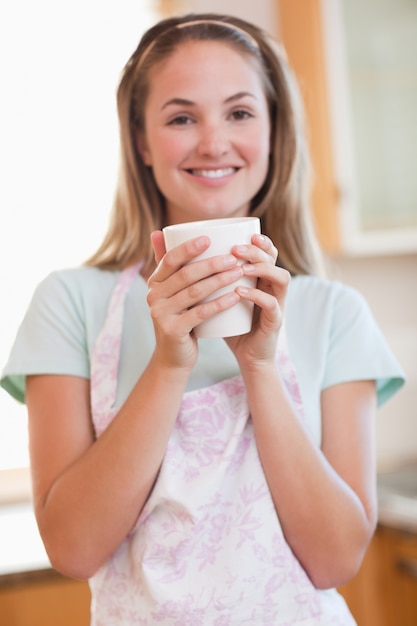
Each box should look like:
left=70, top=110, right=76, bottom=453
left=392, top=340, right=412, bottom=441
left=139, top=40, right=271, bottom=225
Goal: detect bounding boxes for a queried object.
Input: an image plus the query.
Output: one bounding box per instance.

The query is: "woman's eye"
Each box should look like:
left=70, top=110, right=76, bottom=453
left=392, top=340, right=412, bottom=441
left=167, top=115, right=192, bottom=126
left=231, top=109, right=253, bottom=121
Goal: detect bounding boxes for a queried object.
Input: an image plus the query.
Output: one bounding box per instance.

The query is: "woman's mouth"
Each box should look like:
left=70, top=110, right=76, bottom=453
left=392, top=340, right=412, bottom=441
left=188, top=167, right=237, bottom=179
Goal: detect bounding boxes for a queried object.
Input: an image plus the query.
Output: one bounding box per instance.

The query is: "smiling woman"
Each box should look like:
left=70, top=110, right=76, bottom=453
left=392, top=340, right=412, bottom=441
left=0, top=1, right=159, bottom=475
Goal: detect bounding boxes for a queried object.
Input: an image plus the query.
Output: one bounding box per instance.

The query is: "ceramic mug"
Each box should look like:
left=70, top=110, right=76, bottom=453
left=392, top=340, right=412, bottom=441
left=163, top=217, right=261, bottom=338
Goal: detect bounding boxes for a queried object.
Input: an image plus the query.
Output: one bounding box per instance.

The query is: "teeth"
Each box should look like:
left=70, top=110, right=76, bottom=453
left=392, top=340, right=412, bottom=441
left=191, top=168, right=236, bottom=178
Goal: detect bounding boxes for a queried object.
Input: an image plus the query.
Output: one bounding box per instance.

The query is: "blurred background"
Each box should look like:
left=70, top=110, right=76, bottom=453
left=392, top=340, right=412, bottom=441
left=0, top=1, right=416, bottom=624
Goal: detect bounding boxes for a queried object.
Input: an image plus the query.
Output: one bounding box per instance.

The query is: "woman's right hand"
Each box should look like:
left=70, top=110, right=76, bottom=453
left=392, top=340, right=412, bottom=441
left=147, top=230, right=243, bottom=370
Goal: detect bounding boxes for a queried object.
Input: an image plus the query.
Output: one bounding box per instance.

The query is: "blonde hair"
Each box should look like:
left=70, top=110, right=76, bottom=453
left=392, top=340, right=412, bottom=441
left=86, top=13, right=325, bottom=276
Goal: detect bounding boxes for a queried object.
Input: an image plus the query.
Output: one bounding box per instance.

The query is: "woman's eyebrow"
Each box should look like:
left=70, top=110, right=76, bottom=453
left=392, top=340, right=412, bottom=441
left=161, top=91, right=257, bottom=111
left=225, top=91, right=257, bottom=103
left=161, top=97, right=194, bottom=110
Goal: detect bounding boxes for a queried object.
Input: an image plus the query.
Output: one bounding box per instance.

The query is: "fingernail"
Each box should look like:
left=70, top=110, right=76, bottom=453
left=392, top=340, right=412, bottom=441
left=223, top=255, right=237, bottom=267
left=243, top=263, right=255, bottom=273
left=226, top=292, right=240, bottom=304
left=195, top=236, right=209, bottom=249
left=229, top=267, right=243, bottom=279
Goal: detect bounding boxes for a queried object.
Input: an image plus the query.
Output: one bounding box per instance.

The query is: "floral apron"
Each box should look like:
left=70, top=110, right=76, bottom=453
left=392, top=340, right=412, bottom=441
left=88, top=264, right=356, bottom=626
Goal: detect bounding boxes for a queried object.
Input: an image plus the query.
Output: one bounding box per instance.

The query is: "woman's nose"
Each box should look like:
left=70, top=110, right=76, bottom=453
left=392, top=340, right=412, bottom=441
left=197, top=124, right=230, bottom=158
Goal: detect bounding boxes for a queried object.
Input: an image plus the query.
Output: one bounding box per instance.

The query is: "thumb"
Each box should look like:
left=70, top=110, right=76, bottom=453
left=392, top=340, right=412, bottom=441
left=151, top=230, right=166, bottom=264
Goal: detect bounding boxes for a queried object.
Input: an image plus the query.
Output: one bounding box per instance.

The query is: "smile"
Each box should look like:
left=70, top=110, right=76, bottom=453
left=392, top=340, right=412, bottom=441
left=189, top=167, right=237, bottom=179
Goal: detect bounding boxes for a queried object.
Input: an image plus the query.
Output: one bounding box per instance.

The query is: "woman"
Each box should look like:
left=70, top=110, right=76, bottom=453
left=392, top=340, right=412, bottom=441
left=1, top=14, right=404, bottom=625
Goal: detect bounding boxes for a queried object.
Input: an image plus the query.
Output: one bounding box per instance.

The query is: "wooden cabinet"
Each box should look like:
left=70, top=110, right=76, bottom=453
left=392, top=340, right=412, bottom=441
left=277, top=0, right=340, bottom=255
left=338, top=528, right=385, bottom=626
left=339, top=525, right=417, bottom=626
left=0, top=569, right=90, bottom=626
left=378, top=527, right=417, bottom=626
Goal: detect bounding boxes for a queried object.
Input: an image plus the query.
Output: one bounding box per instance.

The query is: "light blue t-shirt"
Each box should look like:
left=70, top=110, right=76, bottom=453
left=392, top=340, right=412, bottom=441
left=0, top=267, right=405, bottom=446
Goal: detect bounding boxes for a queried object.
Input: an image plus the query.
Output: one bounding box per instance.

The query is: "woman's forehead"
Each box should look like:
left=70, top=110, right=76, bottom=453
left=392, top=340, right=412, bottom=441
left=146, top=40, right=265, bottom=95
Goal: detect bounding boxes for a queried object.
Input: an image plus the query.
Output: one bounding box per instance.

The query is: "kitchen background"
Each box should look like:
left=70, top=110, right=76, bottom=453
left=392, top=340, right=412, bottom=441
left=0, top=0, right=416, bottom=624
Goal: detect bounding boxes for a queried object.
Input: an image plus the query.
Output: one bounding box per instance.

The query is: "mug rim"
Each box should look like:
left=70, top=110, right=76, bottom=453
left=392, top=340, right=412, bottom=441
left=163, top=216, right=259, bottom=234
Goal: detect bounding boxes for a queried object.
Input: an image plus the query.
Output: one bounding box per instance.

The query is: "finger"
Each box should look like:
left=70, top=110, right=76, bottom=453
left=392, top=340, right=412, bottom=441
left=151, top=230, right=166, bottom=265
left=150, top=264, right=244, bottom=318
left=150, top=283, right=241, bottom=339
left=157, top=236, right=211, bottom=281
left=231, top=243, right=273, bottom=267
left=252, top=234, right=278, bottom=263
left=242, top=263, right=290, bottom=288
left=235, top=285, right=282, bottom=329
left=151, top=247, right=240, bottom=300
left=147, top=258, right=243, bottom=315
left=184, top=290, right=241, bottom=333
left=175, top=265, right=244, bottom=309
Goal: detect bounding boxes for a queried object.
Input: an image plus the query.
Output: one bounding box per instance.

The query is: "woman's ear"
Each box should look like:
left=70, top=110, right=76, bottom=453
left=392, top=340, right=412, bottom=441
left=136, top=133, right=152, bottom=166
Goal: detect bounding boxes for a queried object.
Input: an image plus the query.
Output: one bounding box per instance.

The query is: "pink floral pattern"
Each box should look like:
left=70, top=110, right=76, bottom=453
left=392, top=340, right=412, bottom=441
left=88, top=265, right=356, bottom=625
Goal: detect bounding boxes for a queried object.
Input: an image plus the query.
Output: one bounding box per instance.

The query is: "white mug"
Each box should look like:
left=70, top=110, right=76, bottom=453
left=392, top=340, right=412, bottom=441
left=163, top=217, right=261, bottom=338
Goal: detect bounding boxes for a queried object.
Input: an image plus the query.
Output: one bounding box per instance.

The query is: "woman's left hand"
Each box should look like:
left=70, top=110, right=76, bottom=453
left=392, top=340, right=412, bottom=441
left=225, top=233, right=290, bottom=366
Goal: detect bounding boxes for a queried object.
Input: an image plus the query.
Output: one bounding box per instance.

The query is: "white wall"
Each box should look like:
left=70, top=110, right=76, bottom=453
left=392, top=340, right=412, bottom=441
left=0, top=0, right=158, bottom=470
left=329, top=253, right=417, bottom=470
left=181, top=0, right=278, bottom=35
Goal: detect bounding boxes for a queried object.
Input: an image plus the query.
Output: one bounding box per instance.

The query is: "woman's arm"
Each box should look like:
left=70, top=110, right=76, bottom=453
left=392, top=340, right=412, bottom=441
left=27, top=234, right=245, bottom=580
left=227, top=234, right=377, bottom=589
left=240, top=368, right=377, bottom=589
left=27, top=361, right=190, bottom=580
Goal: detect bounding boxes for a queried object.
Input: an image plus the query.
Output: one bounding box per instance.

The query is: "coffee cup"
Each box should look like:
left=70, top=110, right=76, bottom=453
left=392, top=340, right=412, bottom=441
left=163, top=216, right=260, bottom=338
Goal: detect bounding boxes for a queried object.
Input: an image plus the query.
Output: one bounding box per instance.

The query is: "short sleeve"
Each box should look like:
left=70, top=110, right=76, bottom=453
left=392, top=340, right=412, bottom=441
left=323, top=284, right=405, bottom=407
left=1, top=271, right=91, bottom=403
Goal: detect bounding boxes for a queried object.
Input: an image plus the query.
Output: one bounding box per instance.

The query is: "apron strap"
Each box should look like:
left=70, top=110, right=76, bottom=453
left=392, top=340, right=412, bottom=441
left=90, top=263, right=142, bottom=436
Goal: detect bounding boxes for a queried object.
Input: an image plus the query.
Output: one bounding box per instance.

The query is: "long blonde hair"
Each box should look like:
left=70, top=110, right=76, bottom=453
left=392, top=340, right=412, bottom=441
left=86, top=13, right=324, bottom=276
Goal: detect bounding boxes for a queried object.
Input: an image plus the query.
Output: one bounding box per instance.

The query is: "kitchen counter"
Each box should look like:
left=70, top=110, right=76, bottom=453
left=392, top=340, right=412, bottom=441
left=377, top=464, right=417, bottom=533
left=0, top=502, right=51, bottom=585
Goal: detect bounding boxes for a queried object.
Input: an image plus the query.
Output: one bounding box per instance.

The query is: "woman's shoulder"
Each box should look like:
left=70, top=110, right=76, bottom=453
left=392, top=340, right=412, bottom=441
left=33, top=266, right=120, bottom=308
left=21, top=266, right=124, bottom=342
left=38, top=265, right=120, bottom=292
left=289, top=273, right=360, bottom=295
left=287, top=273, right=381, bottom=352
left=288, top=274, right=369, bottom=316
left=288, top=274, right=405, bottom=405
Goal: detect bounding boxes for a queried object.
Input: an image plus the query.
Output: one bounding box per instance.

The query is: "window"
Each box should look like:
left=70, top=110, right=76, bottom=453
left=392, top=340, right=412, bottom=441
left=321, top=0, right=417, bottom=254
left=0, top=0, right=158, bottom=474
